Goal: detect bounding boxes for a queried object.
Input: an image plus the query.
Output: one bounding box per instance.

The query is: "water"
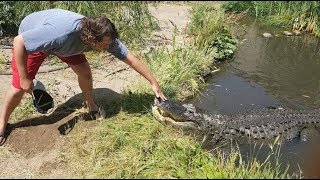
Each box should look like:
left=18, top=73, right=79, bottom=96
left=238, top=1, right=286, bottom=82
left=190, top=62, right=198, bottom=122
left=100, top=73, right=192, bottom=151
left=189, top=16, right=320, bottom=178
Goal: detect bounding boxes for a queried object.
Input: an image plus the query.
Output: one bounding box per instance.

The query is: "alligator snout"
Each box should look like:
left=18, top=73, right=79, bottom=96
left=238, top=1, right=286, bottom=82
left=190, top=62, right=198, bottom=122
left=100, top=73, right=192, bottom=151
left=152, top=98, right=201, bottom=130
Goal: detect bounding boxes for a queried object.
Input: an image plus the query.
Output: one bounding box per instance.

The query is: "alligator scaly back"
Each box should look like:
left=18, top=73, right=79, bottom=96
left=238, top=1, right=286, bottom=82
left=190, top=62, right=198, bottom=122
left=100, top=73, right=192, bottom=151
left=152, top=98, right=320, bottom=144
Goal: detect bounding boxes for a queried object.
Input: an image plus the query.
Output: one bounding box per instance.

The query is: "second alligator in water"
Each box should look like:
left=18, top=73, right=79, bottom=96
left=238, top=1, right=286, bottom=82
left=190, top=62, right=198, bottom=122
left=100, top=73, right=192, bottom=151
left=152, top=99, right=320, bottom=144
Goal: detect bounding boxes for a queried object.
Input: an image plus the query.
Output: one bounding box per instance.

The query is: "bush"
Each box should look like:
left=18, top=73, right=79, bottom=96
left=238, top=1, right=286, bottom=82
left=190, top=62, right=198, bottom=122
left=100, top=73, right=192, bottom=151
left=187, top=2, right=238, bottom=61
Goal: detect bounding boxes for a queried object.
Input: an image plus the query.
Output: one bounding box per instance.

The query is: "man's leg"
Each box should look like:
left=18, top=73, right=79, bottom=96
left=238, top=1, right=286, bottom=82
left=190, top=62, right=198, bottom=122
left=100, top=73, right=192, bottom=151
left=58, top=54, right=98, bottom=112
left=0, top=86, right=24, bottom=135
left=70, top=62, right=99, bottom=112
left=0, top=50, right=47, bottom=140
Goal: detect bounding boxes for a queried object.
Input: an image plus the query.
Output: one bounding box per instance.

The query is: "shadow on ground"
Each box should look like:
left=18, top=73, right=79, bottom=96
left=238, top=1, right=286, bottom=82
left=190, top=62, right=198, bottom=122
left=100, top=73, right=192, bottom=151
left=3, top=87, right=156, bottom=143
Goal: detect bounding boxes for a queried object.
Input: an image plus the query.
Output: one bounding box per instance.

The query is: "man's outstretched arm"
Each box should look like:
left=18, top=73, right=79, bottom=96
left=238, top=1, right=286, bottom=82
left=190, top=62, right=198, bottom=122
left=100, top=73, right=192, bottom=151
left=123, top=51, right=167, bottom=101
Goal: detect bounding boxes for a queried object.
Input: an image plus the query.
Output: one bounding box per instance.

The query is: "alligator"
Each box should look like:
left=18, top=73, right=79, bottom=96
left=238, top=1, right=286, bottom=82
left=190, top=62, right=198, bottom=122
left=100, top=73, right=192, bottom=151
left=152, top=98, right=320, bottom=144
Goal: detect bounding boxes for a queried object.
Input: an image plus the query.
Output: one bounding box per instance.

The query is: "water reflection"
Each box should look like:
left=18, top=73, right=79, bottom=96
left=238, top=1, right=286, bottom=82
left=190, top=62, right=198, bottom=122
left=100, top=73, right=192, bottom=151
left=232, top=21, right=320, bottom=110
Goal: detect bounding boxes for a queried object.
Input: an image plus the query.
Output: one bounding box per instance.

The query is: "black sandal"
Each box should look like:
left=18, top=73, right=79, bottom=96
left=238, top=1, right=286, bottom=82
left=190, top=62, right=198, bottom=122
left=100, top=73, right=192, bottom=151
left=0, top=130, right=6, bottom=146
left=0, top=123, right=12, bottom=146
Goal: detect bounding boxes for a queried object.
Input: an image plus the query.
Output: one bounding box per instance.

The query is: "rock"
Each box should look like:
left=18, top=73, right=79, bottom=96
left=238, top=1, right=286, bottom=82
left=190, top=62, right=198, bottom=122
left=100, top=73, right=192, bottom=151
left=283, top=31, right=293, bottom=36
left=292, top=30, right=301, bottom=36
left=262, top=32, right=272, bottom=38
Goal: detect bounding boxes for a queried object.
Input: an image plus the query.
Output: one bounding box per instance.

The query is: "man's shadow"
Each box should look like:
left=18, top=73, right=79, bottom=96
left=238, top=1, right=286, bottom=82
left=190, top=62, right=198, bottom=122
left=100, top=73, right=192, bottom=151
left=4, top=88, right=156, bottom=141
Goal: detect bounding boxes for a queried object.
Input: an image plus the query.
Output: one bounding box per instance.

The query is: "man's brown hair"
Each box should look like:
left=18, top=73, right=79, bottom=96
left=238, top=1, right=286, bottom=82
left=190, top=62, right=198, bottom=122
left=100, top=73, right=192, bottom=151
left=79, top=15, right=119, bottom=46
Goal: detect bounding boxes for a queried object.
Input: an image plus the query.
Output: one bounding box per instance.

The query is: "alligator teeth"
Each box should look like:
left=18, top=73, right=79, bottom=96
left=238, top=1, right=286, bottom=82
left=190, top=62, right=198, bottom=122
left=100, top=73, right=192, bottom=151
left=229, top=129, right=237, bottom=135
left=252, top=133, right=259, bottom=139
left=245, top=129, right=250, bottom=135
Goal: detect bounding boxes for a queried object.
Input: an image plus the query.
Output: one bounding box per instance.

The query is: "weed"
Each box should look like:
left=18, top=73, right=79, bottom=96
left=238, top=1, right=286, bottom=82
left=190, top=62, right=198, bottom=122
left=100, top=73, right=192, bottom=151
left=224, top=1, right=320, bottom=37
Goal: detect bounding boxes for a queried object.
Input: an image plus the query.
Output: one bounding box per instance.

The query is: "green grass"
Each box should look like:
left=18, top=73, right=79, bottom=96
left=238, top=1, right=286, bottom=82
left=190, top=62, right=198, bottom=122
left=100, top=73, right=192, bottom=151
left=11, top=96, right=36, bottom=123
left=223, top=1, right=320, bottom=37
left=131, top=43, right=216, bottom=101
left=187, top=2, right=238, bottom=61
left=65, top=109, right=289, bottom=178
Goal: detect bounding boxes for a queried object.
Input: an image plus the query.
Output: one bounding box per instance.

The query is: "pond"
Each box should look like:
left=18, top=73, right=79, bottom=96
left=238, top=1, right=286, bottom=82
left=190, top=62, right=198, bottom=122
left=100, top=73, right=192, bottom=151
left=188, top=15, right=320, bottom=178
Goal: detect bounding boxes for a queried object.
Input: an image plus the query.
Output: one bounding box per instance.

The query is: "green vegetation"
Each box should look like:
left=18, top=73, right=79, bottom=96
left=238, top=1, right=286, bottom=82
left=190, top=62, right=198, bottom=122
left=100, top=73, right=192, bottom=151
left=0, top=1, right=159, bottom=49
left=223, top=1, right=320, bottom=37
left=129, top=2, right=239, bottom=101
left=187, top=3, right=238, bottom=60
left=140, top=44, right=215, bottom=100
left=11, top=96, right=36, bottom=123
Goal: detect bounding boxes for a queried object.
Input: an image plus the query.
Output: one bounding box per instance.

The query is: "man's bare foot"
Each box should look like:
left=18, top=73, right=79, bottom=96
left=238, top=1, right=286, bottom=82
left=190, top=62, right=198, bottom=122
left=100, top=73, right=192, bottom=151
left=83, top=101, right=106, bottom=120
left=89, top=106, right=107, bottom=120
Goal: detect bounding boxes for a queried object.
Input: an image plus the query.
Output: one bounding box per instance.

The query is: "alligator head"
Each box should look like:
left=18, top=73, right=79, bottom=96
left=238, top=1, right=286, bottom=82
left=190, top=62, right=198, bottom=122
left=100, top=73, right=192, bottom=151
left=152, top=98, right=226, bottom=131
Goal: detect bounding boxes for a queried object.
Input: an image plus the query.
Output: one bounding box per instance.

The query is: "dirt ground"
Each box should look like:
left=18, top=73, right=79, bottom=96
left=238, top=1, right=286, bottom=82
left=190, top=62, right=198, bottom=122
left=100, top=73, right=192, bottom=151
left=0, top=3, right=193, bottom=178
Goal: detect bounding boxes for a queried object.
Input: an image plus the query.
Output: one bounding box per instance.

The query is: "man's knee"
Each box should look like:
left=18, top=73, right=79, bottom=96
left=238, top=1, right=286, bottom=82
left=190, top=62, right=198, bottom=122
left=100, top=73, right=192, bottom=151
left=8, top=85, right=25, bottom=99
left=11, top=86, right=25, bottom=95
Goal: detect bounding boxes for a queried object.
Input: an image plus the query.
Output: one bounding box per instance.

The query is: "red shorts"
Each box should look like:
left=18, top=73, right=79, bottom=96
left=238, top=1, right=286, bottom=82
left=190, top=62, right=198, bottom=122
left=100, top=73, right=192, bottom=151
left=11, top=48, right=88, bottom=89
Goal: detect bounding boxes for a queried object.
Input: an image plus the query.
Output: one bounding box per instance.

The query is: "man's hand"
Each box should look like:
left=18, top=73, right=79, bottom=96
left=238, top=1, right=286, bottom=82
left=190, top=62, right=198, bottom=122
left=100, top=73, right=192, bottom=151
left=20, top=77, right=33, bottom=93
left=152, top=83, right=167, bottom=102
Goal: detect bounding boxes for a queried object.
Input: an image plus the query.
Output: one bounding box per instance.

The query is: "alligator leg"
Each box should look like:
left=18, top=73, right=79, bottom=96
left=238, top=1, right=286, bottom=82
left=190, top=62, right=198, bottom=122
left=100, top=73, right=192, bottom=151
left=300, top=127, right=320, bottom=142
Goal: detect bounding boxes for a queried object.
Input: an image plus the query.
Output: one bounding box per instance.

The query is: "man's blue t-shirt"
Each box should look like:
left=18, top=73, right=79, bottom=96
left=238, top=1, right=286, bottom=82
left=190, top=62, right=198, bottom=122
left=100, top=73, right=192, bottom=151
left=19, top=9, right=128, bottom=60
